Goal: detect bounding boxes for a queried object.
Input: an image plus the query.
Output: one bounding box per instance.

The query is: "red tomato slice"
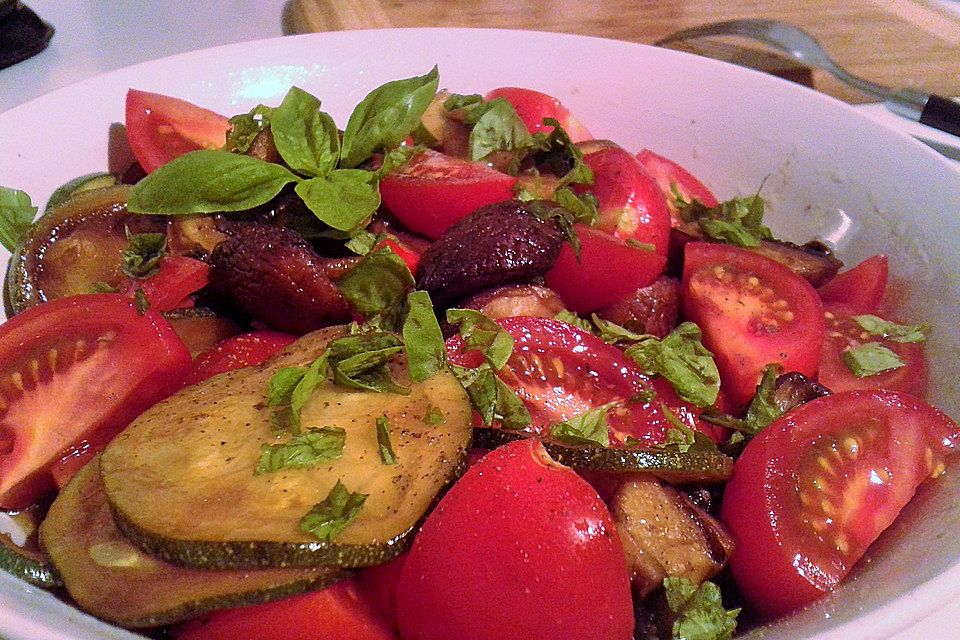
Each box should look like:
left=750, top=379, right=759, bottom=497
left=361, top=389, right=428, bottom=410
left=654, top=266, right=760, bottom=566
left=173, top=579, right=397, bottom=640
left=182, top=330, right=297, bottom=387
left=446, top=316, right=722, bottom=446
left=545, top=225, right=667, bottom=314
left=355, top=554, right=408, bottom=633
left=396, top=438, right=633, bottom=640
left=817, top=254, right=888, bottom=314
left=125, top=89, right=230, bottom=173
left=682, top=242, right=825, bottom=407
left=118, top=256, right=211, bottom=313
left=373, top=237, right=421, bottom=274
left=379, top=150, right=517, bottom=239
left=483, top=86, right=593, bottom=142
left=0, top=294, right=191, bottom=508
left=721, top=390, right=959, bottom=618
left=818, top=304, right=927, bottom=397
left=636, top=148, right=719, bottom=225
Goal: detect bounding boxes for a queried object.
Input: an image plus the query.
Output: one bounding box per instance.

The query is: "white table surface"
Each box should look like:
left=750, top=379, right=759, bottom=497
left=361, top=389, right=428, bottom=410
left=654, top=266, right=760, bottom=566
left=1, top=2, right=959, bottom=638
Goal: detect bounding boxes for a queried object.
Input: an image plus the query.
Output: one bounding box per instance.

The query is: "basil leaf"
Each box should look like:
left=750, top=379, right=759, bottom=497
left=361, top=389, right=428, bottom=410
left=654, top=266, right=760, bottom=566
left=664, top=577, right=740, bottom=640
left=376, top=415, right=398, bottom=465
left=289, top=352, right=331, bottom=429
left=656, top=403, right=720, bottom=455
left=842, top=343, right=905, bottom=377
left=271, top=86, right=340, bottom=177
left=590, top=315, right=652, bottom=344
left=424, top=404, right=445, bottom=425
left=375, top=145, right=422, bottom=180
left=625, top=322, right=720, bottom=408
left=469, top=98, right=533, bottom=161
left=0, top=187, right=38, bottom=253
left=340, top=67, right=440, bottom=168
left=255, top=426, right=346, bottom=475
left=677, top=192, right=773, bottom=248
left=128, top=150, right=299, bottom=214
left=703, top=364, right=782, bottom=442
left=121, top=231, right=167, bottom=279
left=337, top=247, right=414, bottom=330
left=300, top=480, right=368, bottom=542
left=853, top=314, right=927, bottom=343
left=449, top=363, right=531, bottom=430
left=403, top=291, right=446, bottom=382
left=295, top=169, right=380, bottom=234
left=554, top=187, right=599, bottom=227
left=329, top=332, right=409, bottom=394
left=446, top=309, right=514, bottom=370
left=532, top=119, right=593, bottom=187
left=345, top=229, right=378, bottom=255
left=225, top=104, right=275, bottom=153
left=554, top=309, right=595, bottom=333
left=549, top=402, right=617, bottom=448
left=525, top=198, right=582, bottom=258
left=267, top=367, right=308, bottom=406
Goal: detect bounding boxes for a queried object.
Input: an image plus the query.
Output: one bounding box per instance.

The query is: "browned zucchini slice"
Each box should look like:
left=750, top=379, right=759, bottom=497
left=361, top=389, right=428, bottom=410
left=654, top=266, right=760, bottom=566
left=473, top=428, right=733, bottom=484
left=0, top=531, right=60, bottom=588
left=40, top=459, right=343, bottom=628
left=101, top=327, right=473, bottom=570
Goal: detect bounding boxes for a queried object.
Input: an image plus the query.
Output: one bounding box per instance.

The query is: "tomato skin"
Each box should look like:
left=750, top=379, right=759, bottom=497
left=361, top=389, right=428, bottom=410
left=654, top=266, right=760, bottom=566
left=721, top=390, right=959, bottom=618
left=118, top=256, right=211, bottom=312
left=817, top=254, right=888, bottom=314
left=173, top=579, right=397, bottom=640
left=483, top=87, right=592, bottom=141
left=396, top=438, right=633, bottom=640
left=379, top=149, right=517, bottom=239
left=373, top=237, right=421, bottom=274
left=636, top=148, right=719, bottom=225
left=682, top=242, right=825, bottom=407
left=447, top=316, right=721, bottom=445
left=546, top=225, right=667, bottom=313
left=818, top=304, right=927, bottom=397
left=355, top=554, right=407, bottom=633
left=0, top=294, right=192, bottom=508
left=183, top=331, right=297, bottom=387
left=125, top=89, right=229, bottom=173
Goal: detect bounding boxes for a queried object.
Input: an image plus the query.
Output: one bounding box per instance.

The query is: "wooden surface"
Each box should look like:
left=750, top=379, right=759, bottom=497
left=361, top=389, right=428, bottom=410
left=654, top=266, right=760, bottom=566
left=288, top=0, right=960, bottom=104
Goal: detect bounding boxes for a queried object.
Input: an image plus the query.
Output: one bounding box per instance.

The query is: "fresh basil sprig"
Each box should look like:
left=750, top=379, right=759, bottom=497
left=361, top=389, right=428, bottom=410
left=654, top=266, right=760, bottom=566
left=663, top=577, right=740, bottom=640
left=337, top=246, right=415, bottom=330
left=675, top=186, right=772, bottom=248
left=624, top=322, right=721, bottom=408
left=0, top=187, right=37, bottom=253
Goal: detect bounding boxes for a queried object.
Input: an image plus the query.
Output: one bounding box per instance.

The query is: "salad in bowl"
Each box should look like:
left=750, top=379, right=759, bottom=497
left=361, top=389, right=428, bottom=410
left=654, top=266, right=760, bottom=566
left=0, top=29, right=958, bottom=640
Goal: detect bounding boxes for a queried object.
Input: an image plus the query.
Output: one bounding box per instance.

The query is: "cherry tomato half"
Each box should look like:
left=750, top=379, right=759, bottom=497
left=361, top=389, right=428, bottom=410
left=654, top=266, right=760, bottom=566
left=721, top=390, right=959, bottom=618
left=396, top=438, right=634, bottom=640
left=446, top=316, right=722, bottom=446
left=379, top=149, right=517, bottom=239
left=682, top=242, right=825, bottom=407
left=182, top=330, right=297, bottom=387
left=0, top=294, right=192, bottom=508
left=636, top=148, right=719, bottom=225
left=817, top=254, right=888, bottom=315
left=818, top=304, right=927, bottom=397
left=125, top=89, right=230, bottom=173
left=483, top=87, right=593, bottom=142
left=117, top=256, right=211, bottom=313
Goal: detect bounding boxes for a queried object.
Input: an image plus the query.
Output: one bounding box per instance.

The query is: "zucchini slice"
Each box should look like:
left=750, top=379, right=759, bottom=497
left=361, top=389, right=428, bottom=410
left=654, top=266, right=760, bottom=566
left=101, top=327, right=473, bottom=570
left=0, top=532, right=60, bottom=588
left=40, top=459, right=344, bottom=629
left=473, top=428, right=733, bottom=484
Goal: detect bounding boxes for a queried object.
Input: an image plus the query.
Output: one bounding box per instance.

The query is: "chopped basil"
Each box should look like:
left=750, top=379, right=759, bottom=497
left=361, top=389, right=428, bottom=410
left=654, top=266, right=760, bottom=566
left=554, top=187, right=599, bottom=227
left=402, top=290, right=446, bottom=382
left=294, top=169, right=380, bottom=235
left=264, top=353, right=330, bottom=435
left=468, top=98, right=534, bottom=162
left=267, top=367, right=309, bottom=406
left=590, top=315, right=651, bottom=345
left=255, top=426, right=346, bottom=475
left=91, top=281, right=117, bottom=293
left=337, top=247, right=414, bottom=330
left=446, top=308, right=514, bottom=370
left=664, top=577, right=740, bottom=640
left=300, top=480, right=368, bottom=542
left=625, top=322, right=720, bottom=408
left=270, top=86, right=340, bottom=177
left=424, top=404, right=445, bottom=425
left=340, top=67, right=440, bottom=168
left=449, top=363, right=531, bottom=430
left=224, top=104, right=275, bottom=153
left=133, top=288, right=150, bottom=315
left=0, top=187, right=37, bottom=253
left=127, top=150, right=299, bottom=214
left=328, top=332, right=409, bottom=394
left=676, top=188, right=772, bottom=249
left=121, top=231, right=167, bottom=279
left=375, top=144, right=422, bottom=180
left=853, top=314, right=927, bottom=343
left=625, top=239, right=656, bottom=251
left=656, top=403, right=720, bottom=455
left=344, top=229, right=379, bottom=255
left=526, top=198, right=582, bottom=257
left=842, top=342, right=905, bottom=377
left=703, top=365, right=783, bottom=455
left=548, top=402, right=617, bottom=448
left=533, top=118, right=593, bottom=187
left=376, top=415, right=398, bottom=465
left=553, top=309, right=595, bottom=332
left=290, top=352, right=331, bottom=427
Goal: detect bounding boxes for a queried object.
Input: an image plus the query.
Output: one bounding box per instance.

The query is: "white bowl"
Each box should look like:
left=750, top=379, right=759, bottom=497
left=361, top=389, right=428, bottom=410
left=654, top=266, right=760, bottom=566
left=1, top=28, right=958, bottom=640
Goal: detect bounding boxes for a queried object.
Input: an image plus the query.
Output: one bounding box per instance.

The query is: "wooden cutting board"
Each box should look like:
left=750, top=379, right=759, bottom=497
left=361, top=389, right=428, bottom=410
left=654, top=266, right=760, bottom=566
left=287, top=0, right=960, bottom=104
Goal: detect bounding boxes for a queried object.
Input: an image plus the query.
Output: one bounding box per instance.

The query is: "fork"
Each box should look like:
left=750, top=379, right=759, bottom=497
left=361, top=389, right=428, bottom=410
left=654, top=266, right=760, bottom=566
left=656, top=19, right=960, bottom=139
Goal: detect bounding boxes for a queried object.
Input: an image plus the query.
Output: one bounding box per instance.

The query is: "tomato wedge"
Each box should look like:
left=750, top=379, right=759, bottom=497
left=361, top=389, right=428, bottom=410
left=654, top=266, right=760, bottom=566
left=182, top=330, right=297, bottom=387
left=0, top=294, right=192, bottom=508
left=721, top=390, right=959, bottom=618
left=379, top=149, right=517, bottom=239
left=118, top=256, right=211, bottom=312
left=446, top=316, right=722, bottom=446
left=817, top=254, right=888, bottom=314
left=483, top=87, right=593, bottom=142
left=125, top=89, right=230, bottom=173
left=682, top=242, right=824, bottom=407
left=818, top=304, right=927, bottom=397
left=636, top=148, right=719, bottom=225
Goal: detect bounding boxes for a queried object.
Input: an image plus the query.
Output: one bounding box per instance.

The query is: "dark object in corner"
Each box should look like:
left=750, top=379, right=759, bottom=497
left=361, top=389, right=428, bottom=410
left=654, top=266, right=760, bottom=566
left=0, top=2, right=54, bottom=71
